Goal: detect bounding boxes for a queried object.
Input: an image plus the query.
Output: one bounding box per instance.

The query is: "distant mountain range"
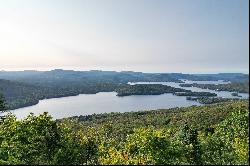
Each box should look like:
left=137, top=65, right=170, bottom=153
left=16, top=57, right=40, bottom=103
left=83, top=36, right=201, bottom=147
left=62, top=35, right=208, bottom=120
left=0, top=69, right=248, bottom=83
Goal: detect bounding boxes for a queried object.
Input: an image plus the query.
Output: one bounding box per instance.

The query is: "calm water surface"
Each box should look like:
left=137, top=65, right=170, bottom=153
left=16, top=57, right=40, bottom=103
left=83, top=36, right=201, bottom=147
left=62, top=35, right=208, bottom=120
left=129, top=80, right=249, bottom=99
left=9, top=92, right=200, bottom=119
left=7, top=80, right=249, bottom=119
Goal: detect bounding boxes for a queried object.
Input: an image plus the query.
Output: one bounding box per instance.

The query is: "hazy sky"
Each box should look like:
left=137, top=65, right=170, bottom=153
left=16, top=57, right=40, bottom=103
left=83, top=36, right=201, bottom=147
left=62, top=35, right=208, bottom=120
left=0, top=0, right=249, bottom=73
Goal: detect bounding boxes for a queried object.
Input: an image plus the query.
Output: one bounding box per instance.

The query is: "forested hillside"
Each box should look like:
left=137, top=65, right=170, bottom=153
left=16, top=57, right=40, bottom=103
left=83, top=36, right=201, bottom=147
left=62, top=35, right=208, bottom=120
left=0, top=70, right=248, bottom=86
left=0, top=79, right=42, bottom=109
left=0, top=99, right=248, bottom=165
left=0, top=79, right=120, bottom=110
left=0, top=70, right=181, bottom=86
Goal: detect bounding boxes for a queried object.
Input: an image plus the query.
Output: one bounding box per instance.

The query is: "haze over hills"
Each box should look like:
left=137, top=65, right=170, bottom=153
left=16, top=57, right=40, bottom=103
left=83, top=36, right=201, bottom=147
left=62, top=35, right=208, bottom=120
left=0, top=69, right=248, bottom=82
left=0, top=70, right=248, bottom=110
left=0, top=0, right=249, bottom=165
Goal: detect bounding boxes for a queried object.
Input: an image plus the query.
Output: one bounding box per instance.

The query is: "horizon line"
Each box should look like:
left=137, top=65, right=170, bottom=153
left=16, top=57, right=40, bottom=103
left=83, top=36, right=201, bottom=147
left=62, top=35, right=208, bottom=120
left=0, top=68, right=249, bottom=75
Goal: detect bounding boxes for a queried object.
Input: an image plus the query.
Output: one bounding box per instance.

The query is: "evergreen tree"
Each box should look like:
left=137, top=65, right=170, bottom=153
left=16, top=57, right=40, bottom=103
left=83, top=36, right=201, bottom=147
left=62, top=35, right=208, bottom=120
left=0, top=93, right=6, bottom=112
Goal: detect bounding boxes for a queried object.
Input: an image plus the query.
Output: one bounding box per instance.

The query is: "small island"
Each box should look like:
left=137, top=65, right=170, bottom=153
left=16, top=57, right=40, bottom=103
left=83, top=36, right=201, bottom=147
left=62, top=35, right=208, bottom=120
left=115, top=84, right=190, bottom=96
left=179, top=83, right=193, bottom=87
left=186, top=96, right=241, bottom=104
left=231, top=92, right=242, bottom=97
left=173, top=91, right=217, bottom=97
left=115, top=84, right=218, bottom=97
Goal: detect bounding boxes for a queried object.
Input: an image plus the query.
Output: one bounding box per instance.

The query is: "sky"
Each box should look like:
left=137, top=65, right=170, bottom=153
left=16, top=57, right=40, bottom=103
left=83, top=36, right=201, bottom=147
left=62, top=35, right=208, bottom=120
left=0, top=0, right=249, bottom=73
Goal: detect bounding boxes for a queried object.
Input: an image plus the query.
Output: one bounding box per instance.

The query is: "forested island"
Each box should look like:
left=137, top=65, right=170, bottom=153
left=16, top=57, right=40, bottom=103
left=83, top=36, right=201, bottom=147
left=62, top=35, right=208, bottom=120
left=0, top=95, right=248, bottom=165
left=180, top=81, right=249, bottom=93
left=115, top=84, right=218, bottom=97
left=231, top=92, right=242, bottom=97
left=173, top=91, right=217, bottom=97
left=186, top=96, right=241, bottom=104
left=115, top=84, right=190, bottom=96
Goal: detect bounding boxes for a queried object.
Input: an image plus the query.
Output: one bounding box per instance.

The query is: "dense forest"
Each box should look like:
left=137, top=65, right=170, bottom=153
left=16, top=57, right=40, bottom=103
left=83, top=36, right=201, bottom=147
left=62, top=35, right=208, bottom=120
left=0, top=70, right=248, bottom=84
left=115, top=84, right=217, bottom=97
left=173, top=91, right=217, bottom=97
left=0, top=94, right=6, bottom=111
left=0, top=79, right=120, bottom=110
left=115, top=84, right=190, bottom=96
left=0, top=95, right=248, bottom=165
left=180, top=81, right=249, bottom=93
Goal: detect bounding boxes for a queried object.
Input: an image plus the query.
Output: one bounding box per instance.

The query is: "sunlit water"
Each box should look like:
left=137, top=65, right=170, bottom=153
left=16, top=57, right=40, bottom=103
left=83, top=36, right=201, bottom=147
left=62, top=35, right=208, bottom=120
left=5, top=80, right=249, bottom=119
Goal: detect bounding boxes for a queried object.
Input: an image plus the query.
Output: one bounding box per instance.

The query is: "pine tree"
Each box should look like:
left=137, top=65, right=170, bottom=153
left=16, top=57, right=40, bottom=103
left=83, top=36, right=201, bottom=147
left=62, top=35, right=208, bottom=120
left=0, top=93, right=6, bottom=112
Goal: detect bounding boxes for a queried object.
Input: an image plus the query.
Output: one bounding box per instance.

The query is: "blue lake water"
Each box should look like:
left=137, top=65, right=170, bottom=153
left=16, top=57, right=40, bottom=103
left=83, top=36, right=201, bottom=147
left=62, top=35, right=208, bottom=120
left=6, top=80, right=249, bottom=119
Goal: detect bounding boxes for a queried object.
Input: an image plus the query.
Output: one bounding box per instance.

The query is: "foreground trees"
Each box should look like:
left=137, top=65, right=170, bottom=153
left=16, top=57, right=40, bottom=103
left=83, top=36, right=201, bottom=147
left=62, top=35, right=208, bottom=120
left=0, top=113, right=98, bottom=165
left=0, top=101, right=249, bottom=165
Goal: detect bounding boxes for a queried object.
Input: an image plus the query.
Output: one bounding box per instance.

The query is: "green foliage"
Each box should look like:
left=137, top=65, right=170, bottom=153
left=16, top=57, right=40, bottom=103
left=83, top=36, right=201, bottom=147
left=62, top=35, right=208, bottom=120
left=186, top=96, right=240, bottom=104
left=70, top=100, right=248, bottom=133
left=0, top=93, right=6, bottom=112
left=115, top=84, right=189, bottom=96
left=0, top=100, right=249, bottom=165
left=179, top=123, right=202, bottom=165
left=0, top=112, right=99, bottom=165
left=0, top=79, right=121, bottom=110
left=200, top=106, right=249, bottom=165
left=180, top=81, right=249, bottom=93
left=174, top=91, right=217, bottom=97
left=123, top=128, right=186, bottom=165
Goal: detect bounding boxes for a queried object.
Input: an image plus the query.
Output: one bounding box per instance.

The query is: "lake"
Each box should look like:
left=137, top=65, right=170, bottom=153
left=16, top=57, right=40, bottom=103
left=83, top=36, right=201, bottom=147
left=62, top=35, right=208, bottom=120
left=6, top=80, right=249, bottom=119
left=128, top=80, right=249, bottom=99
